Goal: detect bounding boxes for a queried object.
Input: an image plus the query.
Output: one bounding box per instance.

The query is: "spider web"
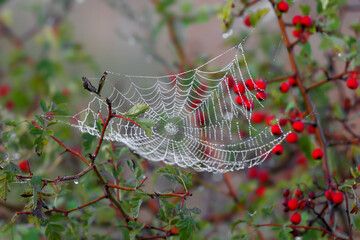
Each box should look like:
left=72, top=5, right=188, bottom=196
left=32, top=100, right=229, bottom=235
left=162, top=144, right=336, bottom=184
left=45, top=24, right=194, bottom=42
left=61, top=43, right=289, bottom=173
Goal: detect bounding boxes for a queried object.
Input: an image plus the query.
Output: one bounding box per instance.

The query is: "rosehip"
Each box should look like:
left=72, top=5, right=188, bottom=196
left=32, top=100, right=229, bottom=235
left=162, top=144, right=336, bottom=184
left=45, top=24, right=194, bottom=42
left=271, top=124, right=282, bottom=136
left=312, top=148, right=323, bottom=160
left=256, top=91, right=267, bottom=101
left=292, top=15, right=302, bottom=25
left=286, top=132, right=298, bottom=143
left=346, top=77, right=359, bottom=89
left=325, top=189, right=334, bottom=200
left=244, top=15, right=251, bottom=27
left=290, top=213, right=301, bottom=225
left=255, top=80, right=266, bottom=91
left=277, top=1, right=289, bottom=12
left=233, top=83, right=245, bottom=94
left=292, top=120, right=305, bottom=132
left=0, top=84, right=10, bottom=97
left=245, top=78, right=255, bottom=90
left=332, top=192, right=344, bottom=204
left=280, top=82, right=290, bottom=93
left=288, top=77, right=297, bottom=87
left=272, top=144, right=284, bottom=155
left=251, top=111, right=266, bottom=123
left=301, top=16, right=312, bottom=27
left=288, top=199, right=299, bottom=211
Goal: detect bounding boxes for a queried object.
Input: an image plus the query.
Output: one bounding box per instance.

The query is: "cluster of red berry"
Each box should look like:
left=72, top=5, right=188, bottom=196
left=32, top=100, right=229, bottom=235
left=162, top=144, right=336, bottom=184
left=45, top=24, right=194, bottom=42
left=248, top=167, right=269, bottom=198
left=291, top=15, right=313, bottom=43
left=227, top=75, right=267, bottom=111
left=346, top=71, right=359, bottom=90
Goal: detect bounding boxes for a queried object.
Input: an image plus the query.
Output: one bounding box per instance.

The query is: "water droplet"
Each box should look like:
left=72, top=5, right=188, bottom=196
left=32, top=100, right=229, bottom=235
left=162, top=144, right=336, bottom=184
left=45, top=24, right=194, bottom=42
left=74, top=179, right=79, bottom=184
left=337, top=53, right=342, bottom=57
left=222, top=29, right=233, bottom=39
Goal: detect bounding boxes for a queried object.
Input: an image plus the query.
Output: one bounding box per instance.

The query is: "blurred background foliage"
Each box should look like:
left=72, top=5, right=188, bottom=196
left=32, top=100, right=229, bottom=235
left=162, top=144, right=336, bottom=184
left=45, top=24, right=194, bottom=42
left=0, top=0, right=360, bottom=239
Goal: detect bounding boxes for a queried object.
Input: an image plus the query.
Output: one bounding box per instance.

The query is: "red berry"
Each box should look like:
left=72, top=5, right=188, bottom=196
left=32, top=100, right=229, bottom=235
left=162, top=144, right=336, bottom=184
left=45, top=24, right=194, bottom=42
left=295, top=189, right=303, bottom=198
left=233, top=83, right=245, bottom=94
left=277, top=1, right=289, bottom=12
left=288, top=199, right=299, bottom=211
left=225, top=75, right=235, bottom=89
left=235, top=94, right=246, bottom=105
left=251, top=111, right=266, bottom=123
left=280, top=82, right=290, bottom=93
left=244, top=15, right=251, bottom=27
left=256, top=91, right=267, bottom=101
left=196, top=112, right=207, bottom=126
left=308, top=192, right=315, bottom=199
left=292, top=30, right=301, bottom=37
left=312, top=148, right=323, bottom=160
left=18, top=160, right=29, bottom=172
left=272, top=144, right=284, bottom=155
left=62, top=87, right=71, bottom=97
left=292, top=15, right=302, bottom=25
left=332, top=192, right=344, bottom=204
left=248, top=167, right=258, bottom=179
left=290, top=213, right=301, bottom=225
left=288, top=77, right=297, bottom=86
left=307, top=124, right=316, bottom=134
left=266, top=115, right=275, bottom=126
left=286, top=132, right=298, bottom=143
left=301, top=16, right=312, bottom=27
left=258, top=169, right=269, bottom=183
left=346, top=77, right=359, bottom=89
left=295, top=153, right=307, bottom=165
left=242, top=99, right=254, bottom=111
left=256, top=185, right=266, bottom=197
left=0, top=84, right=10, bottom=97
left=325, top=189, right=334, bottom=200
left=245, top=78, right=255, bottom=90
left=271, top=124, right=282, bottom=136
left=5, top=101, right=14, bottom=110
left=255, top=80, right=266, bottom=91
left=283, top=189, right=290, bottom=197
left=279, top=118, right=287, bottom=126
left=292, top=120, right=305, bottom=132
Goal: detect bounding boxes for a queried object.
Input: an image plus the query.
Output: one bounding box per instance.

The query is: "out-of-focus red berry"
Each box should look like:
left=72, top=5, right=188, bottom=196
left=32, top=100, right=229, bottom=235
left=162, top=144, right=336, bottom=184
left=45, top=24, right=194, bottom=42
left=255, top=80, right=266, bottom=91
left=277, top=1, right=289, bottom=12
left=288, top=199, right=299, bottom=211
left=280, top=82, right=290, bottom=93
left=292, top=120, right=305, bottom=132
left=271, top=124, right=282, bottom=136
left=258, top=169, right=269, bottom=183
left=244, top=15, right=251, bottom=27
left=292, top=15, right=302, bottom=25
left=243, top=99, right=254, bottom=111
left=325, top=189, right=334, bottom=200
left=301, top=16, right=313, bottom=27
left=248, top=167, right=258, bottom=179
left=256, top=91, right=267, bottom=101
left=251, top=111, right=266, bottom=123
left=225, top=75, right=235, bottom=89
left=272, top=144, right=284, bottom=155
left=18, top=160, right=29, bottom=172
left=5, top=101, right=14, bottom=110
left=288, top=77, right=297, bottom=86
left=279, top=118, right=287, bottom=126
left=295, top=189, right=303, bottom=198
left=290, top=213, right=301, bottom=224
left=266, top=115, right=275, bottom=126
left=286, top=132, right=298, bottom=143
left=307, top=124, right=316, bottom=134
left=233, top=83, right=245, bottom=94
left=256, top=185, right=266, bottom=197
left=245, top=79, right=255, bottom=90
left=346, top=77, right=359, bottom=89
left=332, top=192, right=344, bottom=204
left=0, top=84, right=10, bottom=97
left=283, top=189, right=290, bottom=197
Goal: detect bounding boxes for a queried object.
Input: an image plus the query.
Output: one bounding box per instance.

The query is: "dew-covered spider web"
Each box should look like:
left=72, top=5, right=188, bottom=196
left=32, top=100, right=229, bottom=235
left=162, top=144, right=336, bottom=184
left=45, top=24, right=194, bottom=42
left=60, top=43, right=289, bottom=173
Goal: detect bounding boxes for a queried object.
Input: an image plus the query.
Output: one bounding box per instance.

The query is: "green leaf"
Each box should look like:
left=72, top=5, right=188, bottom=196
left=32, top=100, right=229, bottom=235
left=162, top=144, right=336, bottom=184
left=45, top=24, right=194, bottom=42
left=0, top=175, right=8, bottom=200
left=130, top=197, right=143, bottom=218
left=40, top=100, right=47, bottom=113
left=48, top=214, right=65, bottom=222
left=134, top=117, right=156, bottom=127
left=4, top=162, right=21, bottom=173
left=231, top=219, right=247, bottom=232
left=299, top=4, right=311, bottom=15
left=125, top=103, right=150, bottom=117
left=321, top=0, right=329, bottom=10
left=176, top=217, right=194, bottom=240
left=30, top=128, right=44, bottom=135
left=49, top=231, right=62, bottom=240
left=30, top=176, right=43, bottom=188
left=48, top=224, right=65, bottom=232
left=333, top=102, right=346, bottom=120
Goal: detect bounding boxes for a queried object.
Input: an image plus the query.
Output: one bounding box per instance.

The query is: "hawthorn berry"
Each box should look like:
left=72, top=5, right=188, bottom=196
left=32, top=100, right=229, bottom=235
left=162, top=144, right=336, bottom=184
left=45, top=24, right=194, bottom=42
left=308, top=191, right=315, bottom=199
left=251, top=111, right=266, bottom=123
left=196, top=112, right=207, bottom=126
left=292, top=30, right=301, bottom=37
left=332, top=192, right=344, bottom=204
left=295, top=189, right=303, bottom=198
left=312, top=148, right=323, bottom=160
left=244, top=15, right=251, bottom=27
left=233, top=83, right=245, bottom=94
left=235, top=94, right=245, bottom=104
left=295, top=154, right=307, bottom=165
left=266, top=115, right=275, bottom=126
left=5, top=101, right=14, bottom=110
left=346, top=77, right=359, bottom=89
left=279, top=118, right=287, bottom=126
left=301, top=16, right=312, bottom=27
left=271, top=124, right=282, bottom=136
left=282, top=197, right=289, bottom=206
left=292, top=120, right=305, bottom=132
left=286, top=132, right=298, bottom=143
left=290, top=213, right=301, bottom=225
left=248, top=167, right=258, bottom=179
left=325, top=189, right=334, bottom=200
left=256, top=91, right=267, bottom=101
left=258, top=169, right=269, bottom=183
left=288, top=77, right=297, bottom=87
left=283, top=189, right=290, bottom=197
left=292, top=15, right=302, bottom=25
left=225, top=75, right=235, bottom=88
left=18, top=160, right=29, bottom=172
left=245, top=78, right=255, bottom=90
left=288, top=199, right=299, bottom=211
left=256, top=186, right=266, bottom=197
left=242, top=99, right=254, bottom=111
left=277, top=1, right=289, bottom=12
left=307, top=124, right=316, bottom=134
left=279, top=82, right=290, bottom=93
left=255, top=80, right=266, bottom=91
left=272, top=144, right=284, bottom=155
left=0, top=84, right=10, bottom=97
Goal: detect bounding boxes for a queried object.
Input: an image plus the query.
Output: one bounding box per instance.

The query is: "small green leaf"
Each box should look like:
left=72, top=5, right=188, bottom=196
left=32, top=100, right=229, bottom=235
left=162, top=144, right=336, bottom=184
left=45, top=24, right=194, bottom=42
left=231, top=219, right=247, bottom=232
left=0, top=175, right=8, bottom=200
left=130, top=197, right=143, bottom=218
left=40, top=100, right=47, bottom=113
left=321, top=0, right=329, bottom=10
left=125, top=103, right=150, bottom=117
left=30, top=128, right=44, bottom=135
